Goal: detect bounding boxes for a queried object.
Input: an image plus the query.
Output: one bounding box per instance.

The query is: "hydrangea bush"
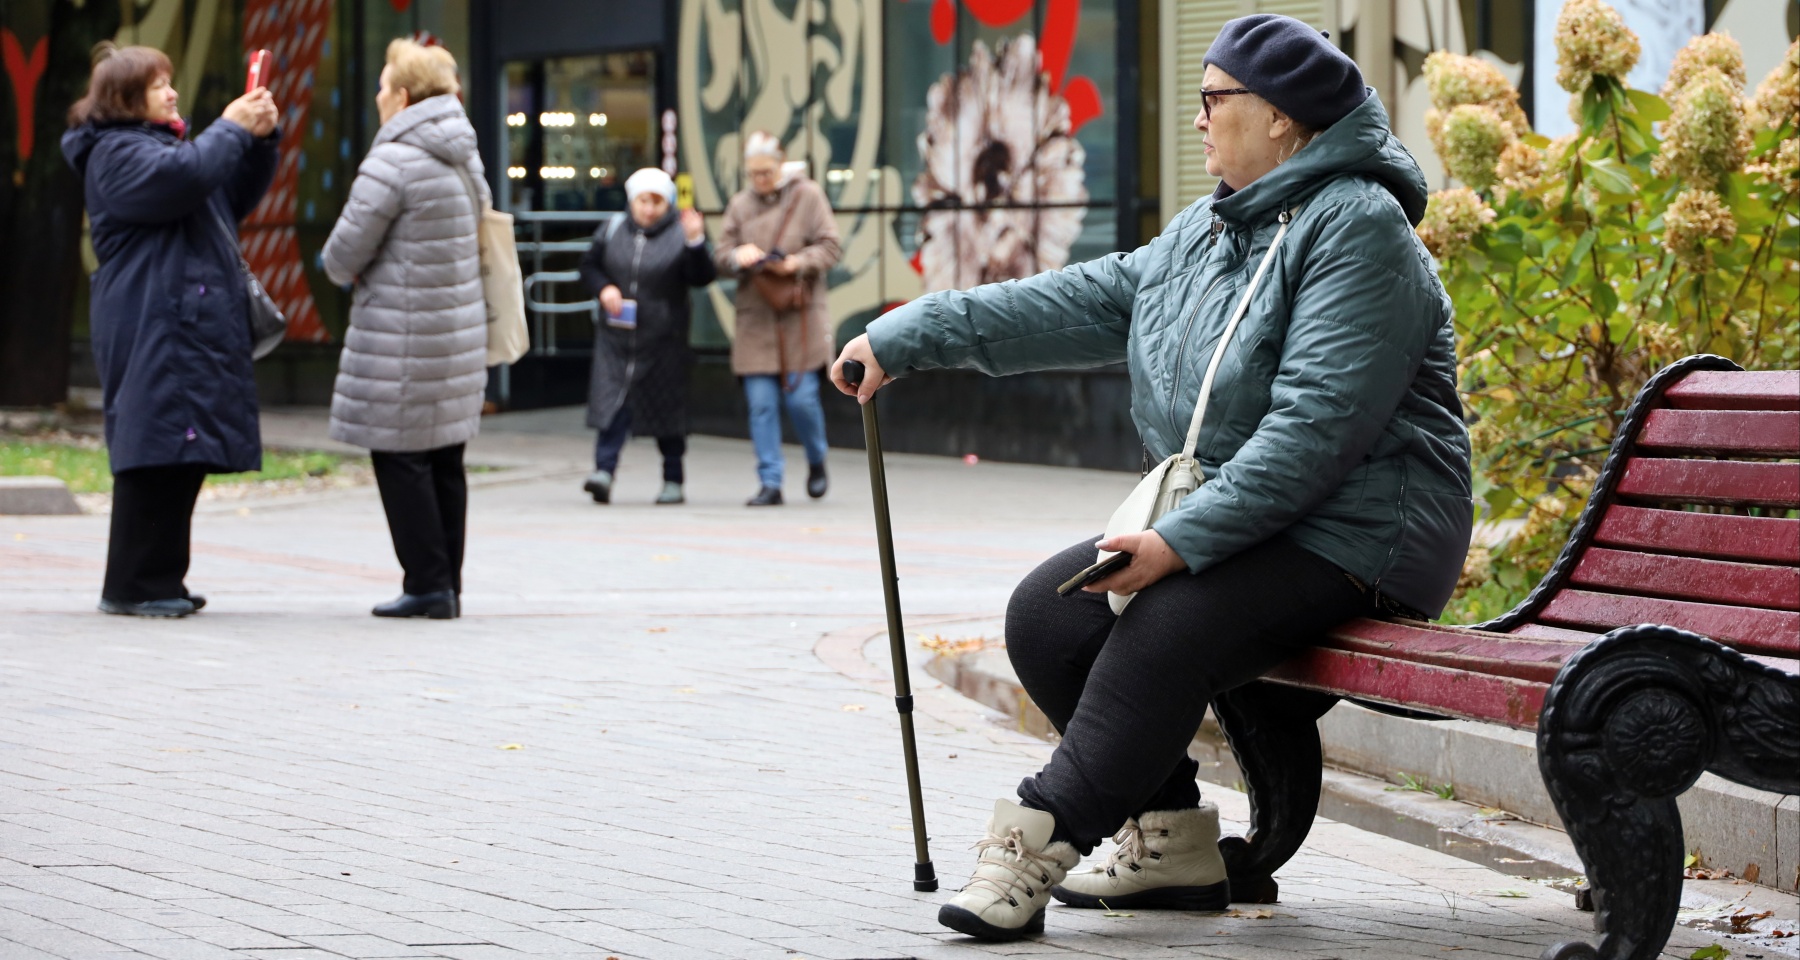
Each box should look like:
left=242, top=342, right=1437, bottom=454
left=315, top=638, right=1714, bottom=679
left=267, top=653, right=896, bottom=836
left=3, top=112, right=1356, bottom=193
left=1416, top=6, right=1799, bottom=622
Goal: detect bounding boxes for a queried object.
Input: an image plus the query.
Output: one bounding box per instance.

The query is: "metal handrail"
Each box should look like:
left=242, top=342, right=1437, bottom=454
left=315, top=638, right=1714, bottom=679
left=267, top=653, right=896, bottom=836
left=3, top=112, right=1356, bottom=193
left=522, top=270, right=598, bottom=355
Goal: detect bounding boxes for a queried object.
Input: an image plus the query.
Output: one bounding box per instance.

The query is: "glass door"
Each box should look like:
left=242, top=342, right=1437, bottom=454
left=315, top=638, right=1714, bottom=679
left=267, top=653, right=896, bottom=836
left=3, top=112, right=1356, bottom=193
left=500, top=51, right=658, bottom=212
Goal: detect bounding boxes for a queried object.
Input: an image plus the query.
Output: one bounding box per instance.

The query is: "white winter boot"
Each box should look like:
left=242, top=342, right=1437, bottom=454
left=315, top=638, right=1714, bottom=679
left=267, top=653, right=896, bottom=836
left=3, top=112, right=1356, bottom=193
left=937, top=799, right=1081, bottom=941
left=1051, top=802, right=1230, bottom=910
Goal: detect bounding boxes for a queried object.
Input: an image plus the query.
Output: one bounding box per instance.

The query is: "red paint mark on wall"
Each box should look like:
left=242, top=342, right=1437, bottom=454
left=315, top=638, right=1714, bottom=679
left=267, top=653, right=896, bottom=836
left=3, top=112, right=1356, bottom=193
left=1, top=29, right=49, bottom=168
left=928, top=0, right=1103, bottom=130
left=241, top=0, right=333, bottom=344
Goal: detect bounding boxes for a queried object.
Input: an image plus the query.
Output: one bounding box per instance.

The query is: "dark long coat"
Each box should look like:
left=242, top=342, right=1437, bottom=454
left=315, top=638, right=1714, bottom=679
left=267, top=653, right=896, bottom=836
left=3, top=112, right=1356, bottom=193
left=62, top=118, right=278, bottom=474
left=577, top=210, right=717, bottom=435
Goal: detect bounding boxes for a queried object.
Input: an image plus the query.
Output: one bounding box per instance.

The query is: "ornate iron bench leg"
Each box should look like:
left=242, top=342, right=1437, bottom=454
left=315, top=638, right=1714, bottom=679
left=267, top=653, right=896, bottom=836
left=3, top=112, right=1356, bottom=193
left=1211, top=681, right=1341, bottom=903
left=1537, top=625, right=1800, bottom=960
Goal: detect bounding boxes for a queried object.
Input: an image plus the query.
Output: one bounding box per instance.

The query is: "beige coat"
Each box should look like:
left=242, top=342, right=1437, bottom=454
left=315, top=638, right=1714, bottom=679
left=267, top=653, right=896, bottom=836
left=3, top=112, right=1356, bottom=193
left=715, top=177, right=841, bottom=375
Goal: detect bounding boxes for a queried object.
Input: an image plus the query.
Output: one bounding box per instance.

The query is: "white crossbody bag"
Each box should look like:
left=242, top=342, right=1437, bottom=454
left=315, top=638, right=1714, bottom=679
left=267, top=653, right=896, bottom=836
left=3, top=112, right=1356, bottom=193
left=1100, top=209, right=1293, bottom=614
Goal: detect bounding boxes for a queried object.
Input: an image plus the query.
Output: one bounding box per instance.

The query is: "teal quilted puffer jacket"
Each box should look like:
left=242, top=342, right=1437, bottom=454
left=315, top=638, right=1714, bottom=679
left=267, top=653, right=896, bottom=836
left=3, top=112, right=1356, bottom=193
left=867, top=92, right=1473, bottom=616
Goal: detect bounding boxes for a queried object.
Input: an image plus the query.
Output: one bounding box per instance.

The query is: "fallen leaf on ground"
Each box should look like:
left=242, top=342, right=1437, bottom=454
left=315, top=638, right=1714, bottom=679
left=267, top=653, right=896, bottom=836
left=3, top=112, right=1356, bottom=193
left=1224, top=908, right=1273, bottom=919
left=1482, top=889, right=1531, bottom=898
left=1730, top=910, right=1773, bottom=934
left=498, top=743, right=523, bottom=750
left=1685, top=865, right=1732, bottom=880
left=652, top=554, right=677, bottom=562
left=1688, top=945, right=1729, bottom=960
left=675, top=687, right=696, bottom=694
left=841, top=704, right=865, bottom=712
left=647, top=627, right=669, bottom=633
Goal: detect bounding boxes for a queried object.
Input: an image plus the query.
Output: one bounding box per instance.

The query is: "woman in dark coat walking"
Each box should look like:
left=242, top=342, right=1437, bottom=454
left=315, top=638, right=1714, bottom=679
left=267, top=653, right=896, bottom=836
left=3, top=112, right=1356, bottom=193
left=577, top=167, right=716, bottom=505
left=61, top=43, right=279, bottom=618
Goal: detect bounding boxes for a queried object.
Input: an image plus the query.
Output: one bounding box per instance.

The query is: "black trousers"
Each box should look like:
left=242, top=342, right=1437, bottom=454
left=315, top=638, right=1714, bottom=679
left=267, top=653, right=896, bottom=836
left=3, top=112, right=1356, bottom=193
left=103, top=464, right=208, bottom=603
left=370, top=444, right=467, bottom=596
left=1006, top=534, right=1376, bottom=853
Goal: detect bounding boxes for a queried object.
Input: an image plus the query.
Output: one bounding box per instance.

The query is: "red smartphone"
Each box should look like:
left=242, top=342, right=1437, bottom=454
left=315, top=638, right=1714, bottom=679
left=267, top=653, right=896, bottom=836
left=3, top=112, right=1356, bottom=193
left=245, top=49, right=272, bottom=93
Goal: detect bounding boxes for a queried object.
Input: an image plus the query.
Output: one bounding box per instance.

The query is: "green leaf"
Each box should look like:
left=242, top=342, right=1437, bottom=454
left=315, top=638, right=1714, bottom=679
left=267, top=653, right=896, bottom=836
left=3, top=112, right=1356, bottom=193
left=1584, top=156, right=1637, bottom=197
left=1689, top=946, right=1730, bottom=960
left=1625, top=89, right=1671, bottom=122
left=1561, top=230, right=1598, bottom=288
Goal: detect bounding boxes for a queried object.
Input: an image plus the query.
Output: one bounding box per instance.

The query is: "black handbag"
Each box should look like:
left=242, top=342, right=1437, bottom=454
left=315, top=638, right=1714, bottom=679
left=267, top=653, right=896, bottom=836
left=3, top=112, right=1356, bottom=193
left=208, top=205, right=287, bottom=360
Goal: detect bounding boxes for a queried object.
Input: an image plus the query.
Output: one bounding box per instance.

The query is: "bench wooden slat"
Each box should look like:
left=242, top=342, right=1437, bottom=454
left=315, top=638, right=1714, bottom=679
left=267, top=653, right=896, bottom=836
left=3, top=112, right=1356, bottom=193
left=1510, top=623, right=1600, bottom=641
left=1267, top=648, right=1547, bottom=730
left=1571, top=546, right=1800, bottom=610
left=1616, top=457, right=1800, bottom=507
left=1325, top=618, right=1576, bottom=683
left=1637, top=409, right=1800, bottom=456
left=1663, top=370, right=1800, bottom=411
left=1538, top=589, right=1800, bottom=657
left=1594, top=505, right=1800, bottom=564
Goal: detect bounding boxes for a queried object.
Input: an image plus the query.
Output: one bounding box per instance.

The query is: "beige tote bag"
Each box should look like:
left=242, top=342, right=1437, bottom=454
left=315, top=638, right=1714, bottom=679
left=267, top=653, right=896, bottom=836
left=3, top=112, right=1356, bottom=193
left=453, top=166, right=528, bottom=366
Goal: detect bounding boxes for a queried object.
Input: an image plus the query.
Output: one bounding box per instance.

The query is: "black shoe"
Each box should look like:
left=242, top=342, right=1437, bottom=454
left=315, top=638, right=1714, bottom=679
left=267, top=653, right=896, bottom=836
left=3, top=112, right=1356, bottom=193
left=98, top=597, right=196, bottom=618
left=184, top=593, right=207, bottom=612
left=806, top=462, right=828, bottom=499
left=583, top=470, right=613, bottom=504
left=372, top=590, right=459, bottom=619
left=745, top=485, right=784, bottom=506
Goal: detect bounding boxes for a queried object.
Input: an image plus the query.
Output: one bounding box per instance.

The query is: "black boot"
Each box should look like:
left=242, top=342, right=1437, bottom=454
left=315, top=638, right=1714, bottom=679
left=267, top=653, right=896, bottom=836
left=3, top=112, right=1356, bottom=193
left=372, top=590, right=459, bottom=619
left=806, top=462, right=828, bottom=499
left=745, top=485, right=784, bottom=506
left=98, top=597, right=196, bottom=618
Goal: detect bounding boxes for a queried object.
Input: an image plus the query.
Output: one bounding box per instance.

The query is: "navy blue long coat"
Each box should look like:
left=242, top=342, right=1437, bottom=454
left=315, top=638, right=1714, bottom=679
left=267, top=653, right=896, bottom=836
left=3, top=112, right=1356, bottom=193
left=62, top=119, right=278, bottom=474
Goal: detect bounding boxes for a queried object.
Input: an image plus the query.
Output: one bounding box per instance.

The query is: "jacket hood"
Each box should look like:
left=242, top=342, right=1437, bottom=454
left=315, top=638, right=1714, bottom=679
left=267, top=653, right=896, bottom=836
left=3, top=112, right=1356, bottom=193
left=374, top=94, right=478, bottom=167
left=1212, top=90, right=1429, bottom=227
left=62, top=120, right=177, bottom=176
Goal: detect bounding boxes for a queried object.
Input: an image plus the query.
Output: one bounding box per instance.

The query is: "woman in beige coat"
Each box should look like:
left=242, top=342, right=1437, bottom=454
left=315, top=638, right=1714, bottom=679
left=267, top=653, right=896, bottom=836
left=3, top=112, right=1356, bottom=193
left=714, top=133, right=841, bottom=506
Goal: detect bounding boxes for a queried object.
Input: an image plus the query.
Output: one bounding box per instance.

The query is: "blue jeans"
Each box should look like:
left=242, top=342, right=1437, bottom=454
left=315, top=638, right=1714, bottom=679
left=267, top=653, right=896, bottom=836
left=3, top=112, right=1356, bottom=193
left=744, top=372, right=828, bottom=488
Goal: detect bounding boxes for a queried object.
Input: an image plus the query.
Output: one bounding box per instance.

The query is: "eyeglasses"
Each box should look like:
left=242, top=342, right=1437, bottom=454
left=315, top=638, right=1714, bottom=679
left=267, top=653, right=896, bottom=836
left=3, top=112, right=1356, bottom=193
left=1199, top=87, right=1253, bottom=120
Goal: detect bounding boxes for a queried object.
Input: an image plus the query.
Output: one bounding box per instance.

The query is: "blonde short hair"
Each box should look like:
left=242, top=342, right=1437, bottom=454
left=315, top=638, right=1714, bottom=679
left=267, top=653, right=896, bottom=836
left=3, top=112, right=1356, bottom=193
left=385, top=38, right=459, bottom=103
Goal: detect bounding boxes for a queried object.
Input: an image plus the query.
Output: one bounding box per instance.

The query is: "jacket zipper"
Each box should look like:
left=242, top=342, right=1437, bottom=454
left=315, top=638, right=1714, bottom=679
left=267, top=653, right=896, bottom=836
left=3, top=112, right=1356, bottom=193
left=624, top=231, right=647, bottom=383
left=1165, top=220, right=1232, bottom=436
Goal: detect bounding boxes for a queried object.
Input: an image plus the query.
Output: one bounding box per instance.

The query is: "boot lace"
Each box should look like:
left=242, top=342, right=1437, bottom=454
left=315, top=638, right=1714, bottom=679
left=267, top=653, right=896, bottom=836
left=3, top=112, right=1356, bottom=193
left=964, top=827, right=1059, bottom=906
left=1100, top=819, right=1148, bottom=876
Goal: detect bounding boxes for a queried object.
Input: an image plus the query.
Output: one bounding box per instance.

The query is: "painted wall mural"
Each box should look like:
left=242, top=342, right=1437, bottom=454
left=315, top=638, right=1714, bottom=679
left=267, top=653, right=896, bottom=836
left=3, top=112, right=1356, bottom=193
left=677, top=0, right=1118, bottom=345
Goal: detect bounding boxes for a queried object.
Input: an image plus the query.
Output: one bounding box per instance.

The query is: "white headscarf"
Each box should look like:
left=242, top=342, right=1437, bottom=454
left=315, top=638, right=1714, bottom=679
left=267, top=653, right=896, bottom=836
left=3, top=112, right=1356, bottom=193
left=624, top=167, right=676, bottom=203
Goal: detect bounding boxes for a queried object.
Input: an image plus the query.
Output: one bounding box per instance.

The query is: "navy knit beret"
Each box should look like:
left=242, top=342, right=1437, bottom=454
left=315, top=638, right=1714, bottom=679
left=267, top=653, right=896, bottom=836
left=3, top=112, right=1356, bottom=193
left=1203, top=14, right=1367, bottom=131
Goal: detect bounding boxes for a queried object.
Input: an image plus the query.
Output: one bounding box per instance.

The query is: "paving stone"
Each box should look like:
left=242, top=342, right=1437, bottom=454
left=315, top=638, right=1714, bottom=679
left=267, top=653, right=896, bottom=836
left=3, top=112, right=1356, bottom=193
left=1, top=422, right=1785, bottom=960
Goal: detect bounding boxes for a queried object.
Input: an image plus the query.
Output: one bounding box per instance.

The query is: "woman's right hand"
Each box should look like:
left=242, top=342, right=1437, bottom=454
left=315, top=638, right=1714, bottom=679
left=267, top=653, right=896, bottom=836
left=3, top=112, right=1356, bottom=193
left=830, top=334, right=893, bottom=404
left=598, top=284, right=623, bottom=318
left=223, top=89, right=277, bottom=137
left=733, top=243, right=766, bottom=270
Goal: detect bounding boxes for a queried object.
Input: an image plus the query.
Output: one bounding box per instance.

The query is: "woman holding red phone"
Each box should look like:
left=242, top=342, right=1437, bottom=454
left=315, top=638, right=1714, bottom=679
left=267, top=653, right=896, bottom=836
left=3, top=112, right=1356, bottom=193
left=62, top=43, right=279, bottom=618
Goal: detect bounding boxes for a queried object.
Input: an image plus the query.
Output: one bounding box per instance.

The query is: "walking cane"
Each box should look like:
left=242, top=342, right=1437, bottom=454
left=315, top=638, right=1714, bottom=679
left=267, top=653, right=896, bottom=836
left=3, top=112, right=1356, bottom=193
left=842, top=359, right=938, bottom=893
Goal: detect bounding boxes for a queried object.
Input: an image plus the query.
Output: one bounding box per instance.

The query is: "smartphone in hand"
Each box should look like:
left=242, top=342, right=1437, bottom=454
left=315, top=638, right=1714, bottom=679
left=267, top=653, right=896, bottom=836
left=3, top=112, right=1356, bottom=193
left=246, top=49, right=272, bottom=93
left=1056, top=552, right=1132, bottom=597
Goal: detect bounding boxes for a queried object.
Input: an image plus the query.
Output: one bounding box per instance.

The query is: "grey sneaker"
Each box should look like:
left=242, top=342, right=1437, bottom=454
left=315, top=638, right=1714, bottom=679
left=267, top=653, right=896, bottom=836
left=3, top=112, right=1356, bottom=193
left=655, top=481, right=685, bottom=504
left=583, top=470, right=613, bottom=503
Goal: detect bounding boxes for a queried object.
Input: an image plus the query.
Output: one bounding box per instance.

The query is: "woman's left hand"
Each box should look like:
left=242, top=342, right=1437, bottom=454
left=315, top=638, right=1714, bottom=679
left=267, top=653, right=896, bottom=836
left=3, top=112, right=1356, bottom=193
left=1086, top=530, right=1187, bottom=596
left=680, top=208, right=705, bottom=243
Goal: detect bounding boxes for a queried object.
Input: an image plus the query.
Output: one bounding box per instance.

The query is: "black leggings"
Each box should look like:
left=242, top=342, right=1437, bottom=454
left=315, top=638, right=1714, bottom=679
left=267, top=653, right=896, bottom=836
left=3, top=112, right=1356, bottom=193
left=1006, top=534, right=1374, bottom=853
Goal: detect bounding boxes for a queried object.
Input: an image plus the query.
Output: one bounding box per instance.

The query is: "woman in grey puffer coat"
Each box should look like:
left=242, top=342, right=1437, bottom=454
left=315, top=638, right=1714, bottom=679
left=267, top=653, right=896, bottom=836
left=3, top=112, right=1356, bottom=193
left=322, top=40, right=488, bottom=621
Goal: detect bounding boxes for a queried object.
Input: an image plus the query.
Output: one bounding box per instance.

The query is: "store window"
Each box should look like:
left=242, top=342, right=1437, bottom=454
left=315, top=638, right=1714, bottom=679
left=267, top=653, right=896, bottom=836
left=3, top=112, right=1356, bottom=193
left=501, top=51, right=658, bottom=212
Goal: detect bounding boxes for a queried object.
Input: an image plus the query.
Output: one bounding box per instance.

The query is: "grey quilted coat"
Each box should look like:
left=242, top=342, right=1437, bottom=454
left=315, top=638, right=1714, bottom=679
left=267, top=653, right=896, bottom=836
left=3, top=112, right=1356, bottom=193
left=867, top=93, right=1473, bottom=617
left=322, top=95, right=489, bottom=452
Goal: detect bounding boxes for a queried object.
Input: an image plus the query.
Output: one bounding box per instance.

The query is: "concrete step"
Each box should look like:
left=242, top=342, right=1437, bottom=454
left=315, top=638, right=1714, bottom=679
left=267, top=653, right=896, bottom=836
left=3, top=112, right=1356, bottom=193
left=0, top=476, right=82, bottom=515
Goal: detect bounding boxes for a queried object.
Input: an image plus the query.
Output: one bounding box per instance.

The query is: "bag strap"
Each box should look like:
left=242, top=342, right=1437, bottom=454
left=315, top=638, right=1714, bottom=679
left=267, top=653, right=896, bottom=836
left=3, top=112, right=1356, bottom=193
left=450, top=163, right=489, bottom=216
left=1180, top=208, right=1294, bottom=460
left=765, top=183, right=805, bottom=262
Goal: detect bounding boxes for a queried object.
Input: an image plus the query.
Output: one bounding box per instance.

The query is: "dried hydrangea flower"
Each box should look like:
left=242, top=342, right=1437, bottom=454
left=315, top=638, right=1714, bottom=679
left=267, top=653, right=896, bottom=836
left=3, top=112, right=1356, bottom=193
left=1745, top=135, right=1799, bottom=187
left=912, top=35, right=1089, bottom=292
left=1748, top=38, right=1799, bottom=132
left=1555, top=0, right=1641, bottom=94
left=1661, top=188, right=1737, bottom=268
left=1441, top=104, right=1509, bottom=190
left=1663, top=31, right=1745, bottom=97
left=1424, top=51, right=1516, bottom=110
left=1416, top=187, right=1496, bottom=260
left=1494, top=140, right=1545, bottom=201
left=1654, top=67, right=1751, bottom=191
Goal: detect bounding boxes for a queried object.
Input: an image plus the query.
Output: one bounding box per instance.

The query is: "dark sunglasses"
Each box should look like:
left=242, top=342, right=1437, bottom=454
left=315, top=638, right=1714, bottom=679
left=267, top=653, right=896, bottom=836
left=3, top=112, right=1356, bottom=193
left=1199, top=87, right=1253, bottom=120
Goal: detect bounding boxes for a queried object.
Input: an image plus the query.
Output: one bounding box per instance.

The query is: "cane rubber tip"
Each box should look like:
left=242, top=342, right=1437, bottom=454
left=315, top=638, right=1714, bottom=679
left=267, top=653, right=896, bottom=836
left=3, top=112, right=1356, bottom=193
left=914, top=861, right=938, bottom=892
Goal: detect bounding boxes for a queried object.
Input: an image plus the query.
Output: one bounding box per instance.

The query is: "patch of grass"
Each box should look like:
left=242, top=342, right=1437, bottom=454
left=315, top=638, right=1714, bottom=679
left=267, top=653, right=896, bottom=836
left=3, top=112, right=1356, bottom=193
left=1, top=437, right=365, bottom=493
left=1389, top=770, right=1457, bottom=801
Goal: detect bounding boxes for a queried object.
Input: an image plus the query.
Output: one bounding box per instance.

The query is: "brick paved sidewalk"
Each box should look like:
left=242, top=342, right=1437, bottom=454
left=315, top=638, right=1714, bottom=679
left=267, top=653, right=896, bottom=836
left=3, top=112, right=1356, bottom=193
left=0, top=412, right=1775, bottom=959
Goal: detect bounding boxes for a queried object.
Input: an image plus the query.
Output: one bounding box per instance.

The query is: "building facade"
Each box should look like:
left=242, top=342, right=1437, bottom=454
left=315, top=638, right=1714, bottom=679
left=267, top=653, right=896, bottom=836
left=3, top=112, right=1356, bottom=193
left=2, top=0, right=1791, bottom=464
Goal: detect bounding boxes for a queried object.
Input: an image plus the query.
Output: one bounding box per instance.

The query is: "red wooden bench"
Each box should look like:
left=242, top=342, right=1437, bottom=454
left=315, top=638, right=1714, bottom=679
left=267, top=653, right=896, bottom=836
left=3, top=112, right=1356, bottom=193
left=1208, top=355, right=1800, bottom=960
